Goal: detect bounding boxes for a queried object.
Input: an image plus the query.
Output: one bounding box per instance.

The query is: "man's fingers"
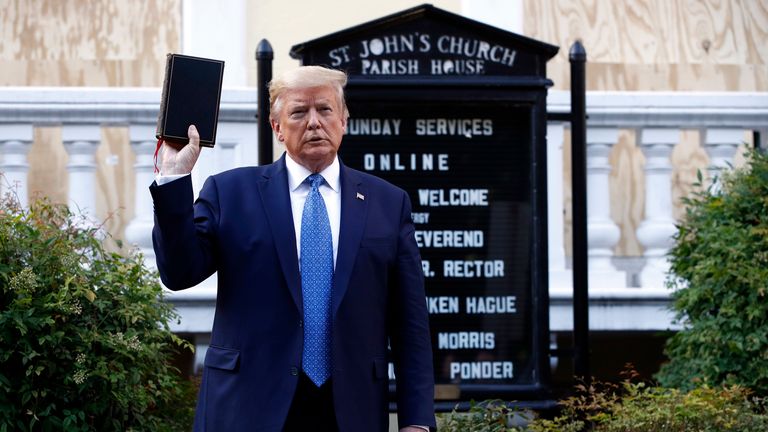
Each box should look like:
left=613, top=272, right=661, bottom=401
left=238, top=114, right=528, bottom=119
left=164, top=141, right=185, bottom=152
left=159, top=125, right=201, bottom=175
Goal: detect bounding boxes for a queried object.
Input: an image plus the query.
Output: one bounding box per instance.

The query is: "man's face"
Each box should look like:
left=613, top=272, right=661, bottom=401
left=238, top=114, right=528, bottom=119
left=271, top=85, right=346, bottom=173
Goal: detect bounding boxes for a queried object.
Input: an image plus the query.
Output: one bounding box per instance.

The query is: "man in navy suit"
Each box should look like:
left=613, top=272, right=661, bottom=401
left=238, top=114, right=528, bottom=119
left=151, top=66, right=435, bottom=431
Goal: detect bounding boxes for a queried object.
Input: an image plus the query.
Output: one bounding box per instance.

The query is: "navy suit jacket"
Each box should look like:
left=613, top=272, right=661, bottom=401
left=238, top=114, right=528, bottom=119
left=150, top=155, right=435, bottom=431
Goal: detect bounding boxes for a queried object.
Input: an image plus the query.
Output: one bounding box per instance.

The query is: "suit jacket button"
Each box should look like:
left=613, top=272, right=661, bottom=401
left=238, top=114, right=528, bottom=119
left=290, top=367, right=298, bottom=376
left=298, top=320, right=303, bottom=328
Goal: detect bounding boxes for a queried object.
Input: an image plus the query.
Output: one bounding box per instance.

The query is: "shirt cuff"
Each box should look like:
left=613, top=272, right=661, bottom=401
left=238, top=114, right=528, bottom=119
left=403, top=427, right=430, bottom=432
left=155, top=173, right=190, bottom=186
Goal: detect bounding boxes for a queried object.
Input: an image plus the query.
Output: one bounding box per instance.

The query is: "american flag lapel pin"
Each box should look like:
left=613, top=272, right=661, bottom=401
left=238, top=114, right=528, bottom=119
left=356, top=192, right=365, bottom=201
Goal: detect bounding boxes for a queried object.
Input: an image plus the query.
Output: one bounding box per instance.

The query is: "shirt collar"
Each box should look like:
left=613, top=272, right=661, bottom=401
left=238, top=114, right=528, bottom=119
left=285, top=153, right=340, bottom=193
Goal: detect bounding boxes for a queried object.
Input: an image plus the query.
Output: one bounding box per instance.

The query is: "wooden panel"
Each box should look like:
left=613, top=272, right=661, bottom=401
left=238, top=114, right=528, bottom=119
left=0, top=0, right=180, bottom=86
left=525, top=0, right=768, bottom=91
left=524, top=0, right=768, bottom=66
left=671, top=130, right=709, bottom=221
left=0, top=1, right=180, bottom=60
left=609, top=130, right=644, bottom=256
left=95, top=127, right=135, bottom=251
left=562, top=129, right=572, bottom=258
left=27, top=127, right=68, bottom=205
left=546, top=62, right=768, bottom=91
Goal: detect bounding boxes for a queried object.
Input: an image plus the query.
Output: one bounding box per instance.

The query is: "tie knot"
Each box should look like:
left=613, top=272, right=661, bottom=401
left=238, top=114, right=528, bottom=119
left=307, top=174, right=324, bottom=190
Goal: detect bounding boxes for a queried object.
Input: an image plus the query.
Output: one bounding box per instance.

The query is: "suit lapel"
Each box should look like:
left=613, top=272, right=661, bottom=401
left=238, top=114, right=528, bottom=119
left=257, top=155, right=302, bottom=312
left=332, top=163, right=368, bottom=318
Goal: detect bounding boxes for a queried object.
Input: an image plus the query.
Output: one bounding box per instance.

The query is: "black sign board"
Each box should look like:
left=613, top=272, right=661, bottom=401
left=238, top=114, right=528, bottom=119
left=291, top=4, right=558, bottom=403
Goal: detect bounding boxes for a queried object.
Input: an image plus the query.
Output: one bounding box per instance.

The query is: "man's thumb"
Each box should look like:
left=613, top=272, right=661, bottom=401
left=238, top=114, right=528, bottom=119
left=188, top=124, right=200, bottom=146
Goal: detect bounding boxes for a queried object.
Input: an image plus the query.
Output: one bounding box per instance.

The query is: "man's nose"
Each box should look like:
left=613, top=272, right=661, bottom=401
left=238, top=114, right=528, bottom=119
left=307, top=109, right=320, bottom=129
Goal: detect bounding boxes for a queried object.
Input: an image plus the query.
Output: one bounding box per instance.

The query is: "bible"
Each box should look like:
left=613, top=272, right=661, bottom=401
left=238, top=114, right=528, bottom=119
left=156, top=53, right=225, bottom=148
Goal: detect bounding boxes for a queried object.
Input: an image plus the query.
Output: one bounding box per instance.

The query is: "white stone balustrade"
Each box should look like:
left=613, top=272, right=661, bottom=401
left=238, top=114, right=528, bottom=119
left=704, top=128, right=745, bottom=182
left=126, top=124, right=159, bottom=268
left=636, top=128, right=678, bottom=290
left=0, top=124, right=34, bottom=207
left=545, top=91, right=767, bottom=331
left=585, top=127, right=626, bottom=290
left=62, top=125, right=101, bottom=222
left=0, top=88, right=766, bottom=332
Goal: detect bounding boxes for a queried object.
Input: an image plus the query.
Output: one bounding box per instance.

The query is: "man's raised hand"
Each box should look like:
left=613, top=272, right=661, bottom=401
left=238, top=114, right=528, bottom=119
left=160, top=125, right=202, bottom=175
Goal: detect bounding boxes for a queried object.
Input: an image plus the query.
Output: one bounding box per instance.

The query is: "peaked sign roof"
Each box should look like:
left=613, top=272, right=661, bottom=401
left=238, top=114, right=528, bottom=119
left=290, top=4, right=559, bottom=82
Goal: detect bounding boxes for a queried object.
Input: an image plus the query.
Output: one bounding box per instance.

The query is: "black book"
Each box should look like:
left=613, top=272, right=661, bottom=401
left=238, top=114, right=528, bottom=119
left=156, top=53, right=225, bottom=148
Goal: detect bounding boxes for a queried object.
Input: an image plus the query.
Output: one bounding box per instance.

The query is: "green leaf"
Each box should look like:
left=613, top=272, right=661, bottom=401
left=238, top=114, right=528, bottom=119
left=83, top=289, right=95, bottom=303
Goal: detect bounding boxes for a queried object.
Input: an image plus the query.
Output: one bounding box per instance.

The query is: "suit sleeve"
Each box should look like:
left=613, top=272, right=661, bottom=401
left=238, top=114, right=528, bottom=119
left=389, top=191, right=437, bottom=430
left=150, top=175, right=220, bottom=290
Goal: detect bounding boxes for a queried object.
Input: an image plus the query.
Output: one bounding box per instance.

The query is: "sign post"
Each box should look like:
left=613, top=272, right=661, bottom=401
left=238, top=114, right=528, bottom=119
left=291, top=4, right=559, bottom=406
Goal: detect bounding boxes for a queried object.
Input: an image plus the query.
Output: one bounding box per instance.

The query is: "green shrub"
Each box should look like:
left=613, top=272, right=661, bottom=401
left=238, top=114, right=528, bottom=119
left=438, top=377, right=768, bottom=431
left=532, top=379, right=768, bottom=432
left=438, top=399, right=527, bottom=432
left=657, top=150, right=768, bottom=395
left=598, top=384, right=768, bottom=432
left=0, top=196, right=196, bottom=431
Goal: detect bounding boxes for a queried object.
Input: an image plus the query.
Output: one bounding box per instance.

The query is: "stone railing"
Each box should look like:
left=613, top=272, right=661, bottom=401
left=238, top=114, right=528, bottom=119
left=546, top=91, right=767, bottom=330
left=1, top=87, right=766, bottom=335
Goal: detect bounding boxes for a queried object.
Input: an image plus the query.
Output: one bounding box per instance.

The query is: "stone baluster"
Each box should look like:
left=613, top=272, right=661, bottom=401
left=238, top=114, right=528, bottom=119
left=62, top=125, right=101, bottom=222
left=125, top=125, right=158, bottom=268
left=586, top=127, right=626, bottom=290
left=0, top=124, right=34, bottom=207
left=547, top=122, right=571, bottom=292
left=704, top=128, right=744, bottom=182
left=636, top=128, right=678, bottom=290
left=758, top=127, right=768, bottom=152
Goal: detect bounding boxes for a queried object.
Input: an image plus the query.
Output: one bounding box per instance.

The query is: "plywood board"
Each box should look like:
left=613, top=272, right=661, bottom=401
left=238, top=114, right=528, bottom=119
left=95, top=127, right=135, bottom=250
left=27, top=127, right=68, bottom=205
left=525, top=0, right=768, bottom=91
left=0, top=0, right=180, bottom=86
left=609, top=130, right=644, bottom=256
left=547, top=62, right=768, bottom=91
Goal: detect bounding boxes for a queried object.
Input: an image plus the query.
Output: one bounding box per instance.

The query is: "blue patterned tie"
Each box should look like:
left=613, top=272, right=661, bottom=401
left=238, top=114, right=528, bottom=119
left=300, top=174, right=333, bottom=387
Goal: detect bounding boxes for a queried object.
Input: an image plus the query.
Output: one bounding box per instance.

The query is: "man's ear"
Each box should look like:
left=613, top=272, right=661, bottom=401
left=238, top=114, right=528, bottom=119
left=270, top=119, right=284, bottom=142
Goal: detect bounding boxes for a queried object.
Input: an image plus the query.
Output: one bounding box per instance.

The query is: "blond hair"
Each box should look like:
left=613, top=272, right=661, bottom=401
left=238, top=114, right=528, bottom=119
left=268, top=66, right=349, bottom=121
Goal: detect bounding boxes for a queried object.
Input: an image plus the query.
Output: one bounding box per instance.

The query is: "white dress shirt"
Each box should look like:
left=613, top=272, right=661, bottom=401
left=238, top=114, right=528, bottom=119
left=284, top=154, right=341, bottom=268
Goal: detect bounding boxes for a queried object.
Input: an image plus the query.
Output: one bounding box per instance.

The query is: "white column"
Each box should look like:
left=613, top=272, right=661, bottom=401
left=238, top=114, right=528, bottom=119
left=547, top=122, right=571, bottom=293
left=0, top=124, right=34, bottom=207
left=704, top=128, right=743, bottom=182
left=636, top=128, right=678, bottom=290
left=125, top=125, right=158, bottom=269
left=182, top=0, right=246, bottom=86
left=586, top=127, right=625, bottom=290
left=62, top=125, right=101, bottom=221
